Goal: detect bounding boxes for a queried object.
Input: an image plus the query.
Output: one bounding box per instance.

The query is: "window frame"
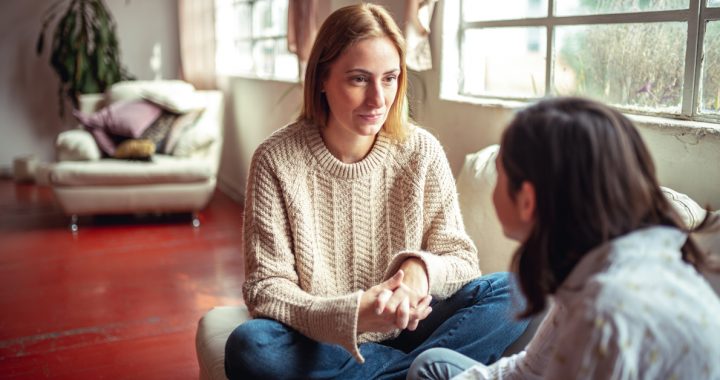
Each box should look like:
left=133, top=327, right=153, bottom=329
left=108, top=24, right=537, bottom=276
left=215, top=0, right=298, bottom=81
left=444, top=0, right=720, bottom=123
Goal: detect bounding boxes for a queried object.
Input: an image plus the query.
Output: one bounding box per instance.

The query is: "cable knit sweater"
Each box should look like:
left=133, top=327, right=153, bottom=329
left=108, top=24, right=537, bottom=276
left=242, top=121, right=481, bottom=363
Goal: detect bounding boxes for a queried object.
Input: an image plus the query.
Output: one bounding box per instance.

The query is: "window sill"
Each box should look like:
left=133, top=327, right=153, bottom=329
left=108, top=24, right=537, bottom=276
left=440, top=93, right=720, bottom=136
left=219, top=73, right=299, bottom=85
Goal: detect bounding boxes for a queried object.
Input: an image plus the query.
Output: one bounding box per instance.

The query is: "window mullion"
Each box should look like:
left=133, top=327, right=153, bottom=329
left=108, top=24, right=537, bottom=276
left=545, top=0, right=554, bottom=96
left=683, top=0, right=702, bottom=117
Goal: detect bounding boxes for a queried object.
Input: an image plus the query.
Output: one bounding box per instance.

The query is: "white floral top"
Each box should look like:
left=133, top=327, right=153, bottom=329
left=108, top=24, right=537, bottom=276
left=454, top=226, right=720, bottom=380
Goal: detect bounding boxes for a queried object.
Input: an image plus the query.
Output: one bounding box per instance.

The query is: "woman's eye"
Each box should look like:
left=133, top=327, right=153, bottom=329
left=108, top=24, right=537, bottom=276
left=351, top=76, right=368, bottom=84
left=383, top=75, right=398, bottom=84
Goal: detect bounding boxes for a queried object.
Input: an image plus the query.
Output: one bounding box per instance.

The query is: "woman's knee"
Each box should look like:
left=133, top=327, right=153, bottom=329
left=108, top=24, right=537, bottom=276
left=225, top=319, right=286, bottom=379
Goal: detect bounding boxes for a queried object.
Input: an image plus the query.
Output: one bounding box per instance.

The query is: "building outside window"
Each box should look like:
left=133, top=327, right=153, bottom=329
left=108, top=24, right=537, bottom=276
left=443, top=0, right=720, bottom=122
left=215, top=0, right=298, bottom=81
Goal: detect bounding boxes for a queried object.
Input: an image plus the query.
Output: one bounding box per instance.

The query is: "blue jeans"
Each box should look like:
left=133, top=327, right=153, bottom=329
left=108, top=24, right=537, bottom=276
left=407, top=347, right=482, bottom=380
left=225, top=272, right=529, bottom=380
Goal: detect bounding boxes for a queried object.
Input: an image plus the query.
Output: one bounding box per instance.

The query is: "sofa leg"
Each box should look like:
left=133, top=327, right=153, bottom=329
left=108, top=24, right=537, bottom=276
left=192, top=212, right=201, bottom=228
left=69, top=214, right=79, bottom=232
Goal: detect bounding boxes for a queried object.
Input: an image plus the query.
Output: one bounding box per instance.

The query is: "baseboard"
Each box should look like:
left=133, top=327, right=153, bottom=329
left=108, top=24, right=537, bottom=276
left=0, top=165, right=12, bottom=179
left=217, top=177, right=245, bottom=205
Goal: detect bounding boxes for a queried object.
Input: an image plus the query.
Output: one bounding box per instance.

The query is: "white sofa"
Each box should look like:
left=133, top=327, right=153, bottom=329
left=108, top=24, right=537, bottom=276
left=49, top=80, right=224, bottom=230
left=195, top=144, right=720, bottom=380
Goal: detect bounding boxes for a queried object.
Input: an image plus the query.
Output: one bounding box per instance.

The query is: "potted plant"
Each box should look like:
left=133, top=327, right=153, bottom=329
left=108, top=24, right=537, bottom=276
left=36, top=0, right=134, bottom=115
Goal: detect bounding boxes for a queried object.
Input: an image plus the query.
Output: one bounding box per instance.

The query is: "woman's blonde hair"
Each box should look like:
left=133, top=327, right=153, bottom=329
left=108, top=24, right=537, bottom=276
left=297, top=3, right=409, bottom=141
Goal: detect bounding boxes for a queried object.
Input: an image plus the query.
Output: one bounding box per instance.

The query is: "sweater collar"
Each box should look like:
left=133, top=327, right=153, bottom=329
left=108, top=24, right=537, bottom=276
left=305, top=122, right=392, bottom=179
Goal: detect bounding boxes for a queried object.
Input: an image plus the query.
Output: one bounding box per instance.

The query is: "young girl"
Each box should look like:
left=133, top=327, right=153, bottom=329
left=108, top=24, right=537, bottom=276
left=408, top=97, right=720, bottom=379
left=223, top=4, right=528, bottom=379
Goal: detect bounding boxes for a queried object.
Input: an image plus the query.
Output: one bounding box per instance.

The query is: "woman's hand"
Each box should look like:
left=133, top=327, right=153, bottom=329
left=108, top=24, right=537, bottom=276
left=387, top=258, right=431, bottom=331
left=357, top=260, right=433, bottom=333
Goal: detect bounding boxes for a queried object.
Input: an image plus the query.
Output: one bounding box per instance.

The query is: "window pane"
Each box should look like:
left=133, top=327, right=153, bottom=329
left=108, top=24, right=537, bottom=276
left=554, top=22, right=686, bottom=113
left=235, top=3, right=252, bottom=39
left=700, top=21, right=720, bottom=115
left=461, top=27, right=546, bottom=98
left=555, top=0, right=688, bottom=16
left=253, top=39, right=276, bottom=77
left=463, top=0, right=547, bottom=22
left=274, top=38, right=299, bottom=80
left=710, top=0, right=720, bottom=7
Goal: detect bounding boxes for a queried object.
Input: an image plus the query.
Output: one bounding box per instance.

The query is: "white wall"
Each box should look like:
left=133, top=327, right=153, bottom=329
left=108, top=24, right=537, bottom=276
left=0, top=0, right=180, bottom=175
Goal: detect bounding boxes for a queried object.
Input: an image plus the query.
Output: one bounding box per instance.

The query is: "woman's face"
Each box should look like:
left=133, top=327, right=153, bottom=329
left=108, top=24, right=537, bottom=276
left=322, top=36, right=400, bottom=138
left=493, top=152, right=534, bottom=241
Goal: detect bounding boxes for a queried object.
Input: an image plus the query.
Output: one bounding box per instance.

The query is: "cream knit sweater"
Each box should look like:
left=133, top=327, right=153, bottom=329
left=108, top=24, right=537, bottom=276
left=242, top=121, right=480, bottom=363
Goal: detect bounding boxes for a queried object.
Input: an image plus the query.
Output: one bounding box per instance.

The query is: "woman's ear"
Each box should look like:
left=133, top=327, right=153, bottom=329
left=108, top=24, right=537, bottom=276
left=517, top=181, right=536, bottom=223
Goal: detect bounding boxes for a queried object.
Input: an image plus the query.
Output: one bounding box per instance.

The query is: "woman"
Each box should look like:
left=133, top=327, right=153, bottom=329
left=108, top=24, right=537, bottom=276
left=408, top=97, right=720, bottom=379
left=223, top=4, right=529, bottom=380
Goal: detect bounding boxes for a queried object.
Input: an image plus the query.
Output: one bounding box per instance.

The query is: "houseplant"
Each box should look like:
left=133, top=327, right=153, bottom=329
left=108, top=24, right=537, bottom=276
left=36, top=0, right=134, bottom=115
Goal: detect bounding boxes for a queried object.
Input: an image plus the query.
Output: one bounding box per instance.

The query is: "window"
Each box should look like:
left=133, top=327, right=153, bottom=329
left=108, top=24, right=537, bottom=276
left=215, top=0, right=298, bottom=80
left=442, top=0, right=720, bottom=122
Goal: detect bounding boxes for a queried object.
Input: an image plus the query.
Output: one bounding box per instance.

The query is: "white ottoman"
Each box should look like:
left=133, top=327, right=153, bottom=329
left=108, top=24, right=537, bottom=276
left=196, top=306, right=250, bottom=380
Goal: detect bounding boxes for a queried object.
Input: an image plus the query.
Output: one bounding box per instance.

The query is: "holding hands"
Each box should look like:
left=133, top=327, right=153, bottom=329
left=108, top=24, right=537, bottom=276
left=358, top=258, right=432, bottom=333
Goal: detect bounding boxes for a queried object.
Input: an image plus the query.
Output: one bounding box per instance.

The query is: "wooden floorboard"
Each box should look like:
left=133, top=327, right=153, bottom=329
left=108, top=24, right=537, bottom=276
left=0, top=180, right=245, bottom=379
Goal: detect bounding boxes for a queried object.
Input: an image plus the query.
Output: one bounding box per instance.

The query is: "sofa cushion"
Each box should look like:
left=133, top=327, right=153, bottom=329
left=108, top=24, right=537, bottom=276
left=196, top=306, right=249, bottom=380
left=50, top=155, right=215, bottom=186
left=457, top=144, right=518, bottom=274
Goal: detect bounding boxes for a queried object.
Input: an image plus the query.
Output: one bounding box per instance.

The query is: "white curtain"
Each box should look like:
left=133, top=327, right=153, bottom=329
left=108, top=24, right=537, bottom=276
left=178, top=0, right=217, bottom=89
left=404, top=0, right=437, bottom=72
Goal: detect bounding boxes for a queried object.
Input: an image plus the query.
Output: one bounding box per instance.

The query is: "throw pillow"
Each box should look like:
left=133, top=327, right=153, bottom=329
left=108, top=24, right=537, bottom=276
left=56, top=129, right=102, bottom=161
left=109, top=80, right=195, bottom=104
left=139, top=111, right=179, bottom=152
left=456, top=144, right=519, bottom=274
left=163, top=109, right=204, bottom=154
left=73, top=100, right=163, bottom=138
left=114, top=139, right=156, bottom=160
left=142, top=89, right=203, bottom=114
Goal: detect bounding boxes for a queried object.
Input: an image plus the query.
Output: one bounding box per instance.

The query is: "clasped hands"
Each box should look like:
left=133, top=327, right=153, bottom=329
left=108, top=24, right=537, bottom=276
left=357, top=258, right=432, bottom=334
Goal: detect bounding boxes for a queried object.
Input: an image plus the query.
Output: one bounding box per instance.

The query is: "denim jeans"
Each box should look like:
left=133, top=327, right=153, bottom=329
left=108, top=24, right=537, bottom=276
left=224, top=272, right=529, bottom=380
left=407, top=347, right=482, bottom=380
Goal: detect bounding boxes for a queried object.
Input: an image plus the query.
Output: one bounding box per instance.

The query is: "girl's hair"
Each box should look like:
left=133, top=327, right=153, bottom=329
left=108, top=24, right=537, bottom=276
left=297, top=3, right=409, bottom=141
left=501, top=97, right=718, bottom=318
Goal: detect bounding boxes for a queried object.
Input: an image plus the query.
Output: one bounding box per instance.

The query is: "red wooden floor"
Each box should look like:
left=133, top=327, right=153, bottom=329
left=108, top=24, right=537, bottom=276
left=0, top=180, right=246, bottom=379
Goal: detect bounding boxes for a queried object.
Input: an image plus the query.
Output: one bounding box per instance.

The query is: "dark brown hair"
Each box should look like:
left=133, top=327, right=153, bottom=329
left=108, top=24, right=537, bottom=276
left=297, top=3, right=409, bottom=140
left=500, top=97, right=718, bottom=317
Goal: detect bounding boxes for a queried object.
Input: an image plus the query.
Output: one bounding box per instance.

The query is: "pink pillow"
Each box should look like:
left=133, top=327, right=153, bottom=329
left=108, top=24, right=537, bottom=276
left=73, top=100, right=162, bottom=138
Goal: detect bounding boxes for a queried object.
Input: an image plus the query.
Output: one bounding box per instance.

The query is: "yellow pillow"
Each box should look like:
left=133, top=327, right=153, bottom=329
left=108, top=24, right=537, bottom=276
left=114, top=139, right=156, bottom=160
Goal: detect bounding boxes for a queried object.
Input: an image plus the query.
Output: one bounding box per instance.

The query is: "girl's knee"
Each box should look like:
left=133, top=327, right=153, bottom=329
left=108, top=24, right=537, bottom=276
left=408, top=348, right=454, bottom=380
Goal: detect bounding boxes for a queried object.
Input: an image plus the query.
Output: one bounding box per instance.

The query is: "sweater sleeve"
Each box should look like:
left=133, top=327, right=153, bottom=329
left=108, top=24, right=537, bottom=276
left=242, top=151, right=366, bottom=363
left=385, top=142, right=481, bottom=299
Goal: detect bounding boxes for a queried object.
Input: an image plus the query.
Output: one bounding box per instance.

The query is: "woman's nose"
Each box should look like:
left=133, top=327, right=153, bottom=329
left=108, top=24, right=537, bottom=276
left=366, top=81, right=384, bottom=107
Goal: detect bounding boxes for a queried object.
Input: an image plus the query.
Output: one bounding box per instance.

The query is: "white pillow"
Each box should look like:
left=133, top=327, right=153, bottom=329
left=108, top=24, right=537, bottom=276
left=171, top=119, right=217, bottom=157
left=142, top=89, right=204, bottom=114
left=456, top=144, right=519, bottom=274
left=56, top=129, right=102, bottom=161
left=108, top=80, right=195, bottom=104
left=661, top=186, right=708, bottom=229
